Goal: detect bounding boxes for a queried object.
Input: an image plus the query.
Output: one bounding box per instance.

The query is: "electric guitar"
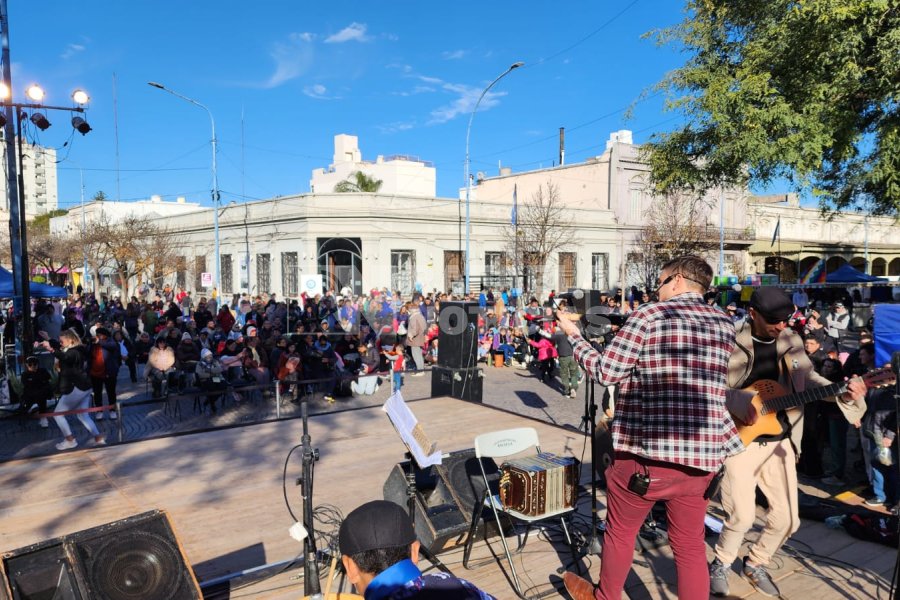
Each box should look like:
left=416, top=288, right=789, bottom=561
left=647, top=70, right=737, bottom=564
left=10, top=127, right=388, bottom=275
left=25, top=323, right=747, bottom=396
left=734, top=367, right=896, bottom=447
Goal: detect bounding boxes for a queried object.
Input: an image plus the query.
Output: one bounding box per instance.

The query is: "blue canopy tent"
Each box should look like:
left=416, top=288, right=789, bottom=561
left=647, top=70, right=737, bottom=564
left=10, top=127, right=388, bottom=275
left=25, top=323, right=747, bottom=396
left=0, top=267, right=68, bottom=298
left=826, top=264, right=889, bottom=284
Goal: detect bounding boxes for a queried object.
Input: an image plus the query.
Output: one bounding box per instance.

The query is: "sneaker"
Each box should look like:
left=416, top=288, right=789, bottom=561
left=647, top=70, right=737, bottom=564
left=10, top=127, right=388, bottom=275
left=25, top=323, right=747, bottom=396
left=821, top=475, right=845, bottom=486
left=109, top=411, right=118, bottom=420
left=28, top=403, right=39, bottom=414
left=742, top=557, right=780, bottom=597
left=96, top=412, right=104, bottom=421
left=93, top=437, right=107, bottom=446
left=709, top=558, right=730, bottom=596
left=864, top=496, right=885, bottom=506
left=570, top=390, right=577, bottom=398
left=56, top=439, right=78, bottom=451
left=39, top=417, right=49, bottom=428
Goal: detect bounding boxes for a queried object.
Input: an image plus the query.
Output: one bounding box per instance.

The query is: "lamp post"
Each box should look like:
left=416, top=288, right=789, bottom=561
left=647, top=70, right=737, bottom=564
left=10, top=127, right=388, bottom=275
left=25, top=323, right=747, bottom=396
left=464, top=61, right=523, bottom=295
left=148, top=82, right=220, bottom=295
left=1, top=3, right=91, bottom=361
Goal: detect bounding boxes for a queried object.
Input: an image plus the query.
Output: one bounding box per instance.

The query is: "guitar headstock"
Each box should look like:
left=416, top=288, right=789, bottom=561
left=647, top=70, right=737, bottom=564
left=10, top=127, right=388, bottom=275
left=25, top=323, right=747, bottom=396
left=863, top=367, right=898, bottom=390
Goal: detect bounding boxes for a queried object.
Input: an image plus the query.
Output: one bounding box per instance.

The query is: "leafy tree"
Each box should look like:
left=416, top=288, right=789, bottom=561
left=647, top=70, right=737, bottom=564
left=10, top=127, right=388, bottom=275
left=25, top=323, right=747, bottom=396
left=333, top=171, right=383, bottom=193
left=643, top=1, right=900, bottom=216
left=29, top=209, right=68, bottom=233
left=92, top=190, right=108, bottom=202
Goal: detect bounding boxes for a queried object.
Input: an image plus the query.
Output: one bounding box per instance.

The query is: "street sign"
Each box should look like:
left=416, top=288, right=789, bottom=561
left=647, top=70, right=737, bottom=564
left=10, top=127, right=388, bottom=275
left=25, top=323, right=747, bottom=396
left=201, top=272, right=213, bottom=288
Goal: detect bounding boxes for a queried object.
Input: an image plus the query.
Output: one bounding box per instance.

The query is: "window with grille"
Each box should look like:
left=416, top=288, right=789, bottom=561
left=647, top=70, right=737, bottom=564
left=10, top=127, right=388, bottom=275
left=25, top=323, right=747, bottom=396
left=591, top=253, right=610, bottom=291
left=558, top=252, right=577, bottom=291
left=484, top=252, right=506, bottom=288
left=176, top=256, right=186, bottom=289
left=256, top=253, right=270, bottom=293
left=221, top=254, right=233, bottom=294
left=282, top=252, right=299, bottom=297
left=629, top=187, right=643, bottom=223
left=391, top=250, right=415, bottom=295
left=194, top=256, right=206, bottom=290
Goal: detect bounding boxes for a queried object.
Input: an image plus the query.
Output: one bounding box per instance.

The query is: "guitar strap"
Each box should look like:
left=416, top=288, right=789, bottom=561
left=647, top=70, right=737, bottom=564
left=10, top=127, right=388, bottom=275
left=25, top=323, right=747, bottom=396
left=781, top=353, right=802, bottom=458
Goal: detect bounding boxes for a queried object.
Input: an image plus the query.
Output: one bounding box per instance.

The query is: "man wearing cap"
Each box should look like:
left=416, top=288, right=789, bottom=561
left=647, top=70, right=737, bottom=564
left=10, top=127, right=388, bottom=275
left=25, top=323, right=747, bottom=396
left=708, top=286, right=866, bottom=597
left=339, top=500, right=495, bottom=599
left=824, top=301, right=850, bottom=346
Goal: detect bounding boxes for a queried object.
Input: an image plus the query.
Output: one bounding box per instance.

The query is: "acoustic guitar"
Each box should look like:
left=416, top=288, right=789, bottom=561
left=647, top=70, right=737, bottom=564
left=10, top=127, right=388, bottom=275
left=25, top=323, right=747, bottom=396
left=734, top=367, right=896, bottom=447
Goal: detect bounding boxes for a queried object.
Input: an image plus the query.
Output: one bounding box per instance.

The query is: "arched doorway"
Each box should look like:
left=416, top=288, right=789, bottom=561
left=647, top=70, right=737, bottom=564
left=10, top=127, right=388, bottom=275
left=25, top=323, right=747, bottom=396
left=317, top=238, right=362, bottom=296
left=826, top=256, right=847, bottom=273
left=764, top=256, right=797, bottom=283
left=798, top=256, right=820, bottom=280
left=850, top=256, right=866, bottom=273
left=872, top=257, right=887, bottom=277
left=890, top=258, right=900, bottom=277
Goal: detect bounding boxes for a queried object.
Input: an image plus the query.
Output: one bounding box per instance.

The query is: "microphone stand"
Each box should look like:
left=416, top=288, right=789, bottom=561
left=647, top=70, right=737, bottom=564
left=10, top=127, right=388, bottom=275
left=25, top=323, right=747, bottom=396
left=582, top=380, right=604, bottom=556
left=300, top=399, right=322, bottom=597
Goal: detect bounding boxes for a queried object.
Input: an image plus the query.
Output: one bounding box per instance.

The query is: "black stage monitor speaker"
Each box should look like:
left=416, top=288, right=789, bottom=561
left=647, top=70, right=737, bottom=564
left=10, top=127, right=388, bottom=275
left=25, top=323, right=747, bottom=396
left=383, top=449, right=507, bottom=555
left=437, top=301, right=479, bottom=369
left=0, top=510, right=201, bottom=600
left=431, top=366, right=483, bottom=403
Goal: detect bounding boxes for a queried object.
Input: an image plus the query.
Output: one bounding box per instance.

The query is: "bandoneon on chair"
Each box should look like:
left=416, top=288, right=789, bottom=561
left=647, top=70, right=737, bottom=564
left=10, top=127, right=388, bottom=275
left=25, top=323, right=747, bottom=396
left=499, top=452, right=577, bottom=516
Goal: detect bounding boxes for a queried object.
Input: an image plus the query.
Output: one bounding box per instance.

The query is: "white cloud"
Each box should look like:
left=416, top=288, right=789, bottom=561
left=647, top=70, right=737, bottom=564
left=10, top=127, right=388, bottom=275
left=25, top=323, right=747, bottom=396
left=377, top=120, right=416, bottom=133
left=429, top=83, right=506, bottom=124
left=441, top=49, right=466, bottom=60
left=394, top=84, right=436, bottom=97
left=303, top=83, right=337, bottom=100
left=417, top=75, right=443, bottom=85
left=325, top=22, right=371, bottom=44
left=61, top=43, right=86, bottom=60
left=262, top=33, right=315, bottom=88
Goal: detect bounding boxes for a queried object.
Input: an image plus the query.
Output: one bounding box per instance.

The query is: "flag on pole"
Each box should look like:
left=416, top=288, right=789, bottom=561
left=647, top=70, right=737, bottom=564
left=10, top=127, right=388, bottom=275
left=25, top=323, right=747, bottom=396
left=770, top=216, right=780, bottom=247
left=511, top=184, right=518, bottom=225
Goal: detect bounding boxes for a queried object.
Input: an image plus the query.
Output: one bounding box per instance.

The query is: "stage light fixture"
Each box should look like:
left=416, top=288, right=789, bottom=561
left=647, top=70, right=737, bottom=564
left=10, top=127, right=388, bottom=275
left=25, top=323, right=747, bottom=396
left=72, top=89, right=89, bottom=105
left=25, top=84, right=44, bottom=102
left=0, top=83, right=9, bottom=100
left=71, top=116, right=91, bottom=135
left=29, top=112, right=51, bottom=130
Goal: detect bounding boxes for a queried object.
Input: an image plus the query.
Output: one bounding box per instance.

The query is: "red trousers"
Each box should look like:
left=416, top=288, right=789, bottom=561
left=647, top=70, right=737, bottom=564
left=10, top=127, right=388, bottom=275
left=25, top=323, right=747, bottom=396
left=596, top=453, right=714, bottom=599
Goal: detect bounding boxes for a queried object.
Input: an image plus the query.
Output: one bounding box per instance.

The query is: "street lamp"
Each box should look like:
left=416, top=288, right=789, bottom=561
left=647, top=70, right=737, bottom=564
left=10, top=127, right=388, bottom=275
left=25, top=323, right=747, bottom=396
left=148, top=81, right=220, bottom=295
left=464, top=62, right=523, bottom=294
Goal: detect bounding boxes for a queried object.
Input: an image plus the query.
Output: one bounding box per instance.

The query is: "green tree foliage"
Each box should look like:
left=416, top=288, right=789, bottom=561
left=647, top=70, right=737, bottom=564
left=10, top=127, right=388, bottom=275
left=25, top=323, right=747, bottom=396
left=333, top=171, right=383, bottom=193
left=643, top=1, right=900, bottom=216
left=28, top=209, right=68, bottom=233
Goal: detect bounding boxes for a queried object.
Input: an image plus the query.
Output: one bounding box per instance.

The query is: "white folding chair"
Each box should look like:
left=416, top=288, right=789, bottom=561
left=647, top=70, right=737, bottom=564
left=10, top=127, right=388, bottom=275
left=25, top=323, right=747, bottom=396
left=462, top=426, right=579, bottom=598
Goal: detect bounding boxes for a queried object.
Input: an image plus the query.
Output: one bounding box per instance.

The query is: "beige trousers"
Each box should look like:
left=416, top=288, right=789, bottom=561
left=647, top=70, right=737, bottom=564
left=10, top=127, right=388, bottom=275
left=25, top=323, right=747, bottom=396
left=714, top=438, right=800, bottom=567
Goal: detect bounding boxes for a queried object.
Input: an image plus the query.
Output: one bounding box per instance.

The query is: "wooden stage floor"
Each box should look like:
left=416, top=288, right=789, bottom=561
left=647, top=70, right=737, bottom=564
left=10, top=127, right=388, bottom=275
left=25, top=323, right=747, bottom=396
left=0, top=396, right=894, bottom=599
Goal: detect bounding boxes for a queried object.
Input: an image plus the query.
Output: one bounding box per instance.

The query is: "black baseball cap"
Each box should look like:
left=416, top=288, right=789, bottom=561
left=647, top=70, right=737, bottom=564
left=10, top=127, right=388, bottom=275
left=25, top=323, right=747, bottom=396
left=749, top=287, right=794, bottom=323
left=339, top=500, right=416, bottom=556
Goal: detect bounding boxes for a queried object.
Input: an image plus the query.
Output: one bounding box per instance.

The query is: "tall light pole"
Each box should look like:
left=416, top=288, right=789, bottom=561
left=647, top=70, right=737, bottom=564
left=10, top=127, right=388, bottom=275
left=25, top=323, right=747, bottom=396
left=148, top=82, right=220, bottom=295
left=464, top=61, right=523, bottom=294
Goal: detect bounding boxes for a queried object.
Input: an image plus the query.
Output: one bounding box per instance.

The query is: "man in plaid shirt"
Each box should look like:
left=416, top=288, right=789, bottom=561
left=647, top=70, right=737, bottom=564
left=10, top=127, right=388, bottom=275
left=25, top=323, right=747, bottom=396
left=557, top=255, right=741, bottom=600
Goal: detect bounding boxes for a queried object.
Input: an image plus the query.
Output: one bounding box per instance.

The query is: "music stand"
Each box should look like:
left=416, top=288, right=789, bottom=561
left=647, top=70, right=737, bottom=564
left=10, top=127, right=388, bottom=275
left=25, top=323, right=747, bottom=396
left=383, top=391, right=453, bottom=575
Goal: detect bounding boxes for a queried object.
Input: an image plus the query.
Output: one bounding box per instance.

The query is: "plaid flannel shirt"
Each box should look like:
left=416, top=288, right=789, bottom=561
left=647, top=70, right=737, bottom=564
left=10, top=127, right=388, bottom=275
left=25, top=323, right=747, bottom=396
left=570, top=292, right=742, bottom=472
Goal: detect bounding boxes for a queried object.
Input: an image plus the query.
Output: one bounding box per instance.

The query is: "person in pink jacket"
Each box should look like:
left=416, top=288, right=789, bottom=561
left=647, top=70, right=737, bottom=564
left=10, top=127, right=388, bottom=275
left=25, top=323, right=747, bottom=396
left=528, top=335, right=557, bottom=383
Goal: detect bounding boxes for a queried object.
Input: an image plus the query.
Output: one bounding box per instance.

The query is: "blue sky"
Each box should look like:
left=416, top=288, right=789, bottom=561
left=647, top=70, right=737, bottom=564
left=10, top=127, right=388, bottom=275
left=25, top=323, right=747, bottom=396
left=7, top=1, right=705, bottom=211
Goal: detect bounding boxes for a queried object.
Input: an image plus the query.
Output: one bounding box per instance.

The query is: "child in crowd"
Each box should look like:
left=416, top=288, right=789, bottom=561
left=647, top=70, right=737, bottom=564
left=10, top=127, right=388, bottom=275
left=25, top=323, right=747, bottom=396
left=382, top=343, right=405, bottom=393
left=528, top=333, right=558, bottom=383
left=22, top=356, right=53, bottom=428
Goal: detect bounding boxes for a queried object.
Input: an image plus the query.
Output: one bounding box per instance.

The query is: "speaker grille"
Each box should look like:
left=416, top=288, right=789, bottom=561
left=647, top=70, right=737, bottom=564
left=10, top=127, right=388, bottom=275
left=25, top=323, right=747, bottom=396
left=79, top=531, right=183, bottom=600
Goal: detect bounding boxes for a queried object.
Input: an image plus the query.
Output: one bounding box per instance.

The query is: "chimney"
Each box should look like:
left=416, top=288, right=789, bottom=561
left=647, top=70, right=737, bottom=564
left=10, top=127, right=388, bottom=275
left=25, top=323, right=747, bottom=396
left=559, top=127, right=565, bottom=166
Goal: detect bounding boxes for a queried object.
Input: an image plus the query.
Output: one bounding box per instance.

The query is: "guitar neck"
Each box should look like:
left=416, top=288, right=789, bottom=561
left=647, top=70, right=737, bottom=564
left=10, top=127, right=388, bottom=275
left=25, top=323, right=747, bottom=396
left=761, top=381, right=847, bottom=415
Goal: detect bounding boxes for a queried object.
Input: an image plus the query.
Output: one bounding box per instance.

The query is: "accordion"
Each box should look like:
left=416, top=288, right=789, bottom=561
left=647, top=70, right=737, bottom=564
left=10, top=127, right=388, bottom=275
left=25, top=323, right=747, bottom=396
left=499, top=452, right=578, bottom=516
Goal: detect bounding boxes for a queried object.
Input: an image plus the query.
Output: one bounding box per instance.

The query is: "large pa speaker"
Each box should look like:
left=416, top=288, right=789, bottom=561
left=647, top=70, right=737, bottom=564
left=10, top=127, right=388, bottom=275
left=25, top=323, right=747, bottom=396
left=383, top=449, right=506, bottom=555
left=437, top=301, right=479, bottom=369
left=431, top=366, right=483, bottom=403
left=0, top=510, right=201, bottom=600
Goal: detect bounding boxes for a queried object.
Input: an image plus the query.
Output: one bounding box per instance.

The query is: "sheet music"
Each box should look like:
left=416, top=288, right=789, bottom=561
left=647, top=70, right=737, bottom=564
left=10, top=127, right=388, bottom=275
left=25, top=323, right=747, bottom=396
left=382, top=391, right=442, bottom=468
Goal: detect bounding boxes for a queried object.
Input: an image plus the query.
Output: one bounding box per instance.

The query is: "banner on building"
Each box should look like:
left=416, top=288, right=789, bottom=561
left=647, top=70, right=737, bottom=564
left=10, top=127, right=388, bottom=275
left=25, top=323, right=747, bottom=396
left=239, top=254, right=250, bottom=290
left=201, top=272, right=213, bottom=288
